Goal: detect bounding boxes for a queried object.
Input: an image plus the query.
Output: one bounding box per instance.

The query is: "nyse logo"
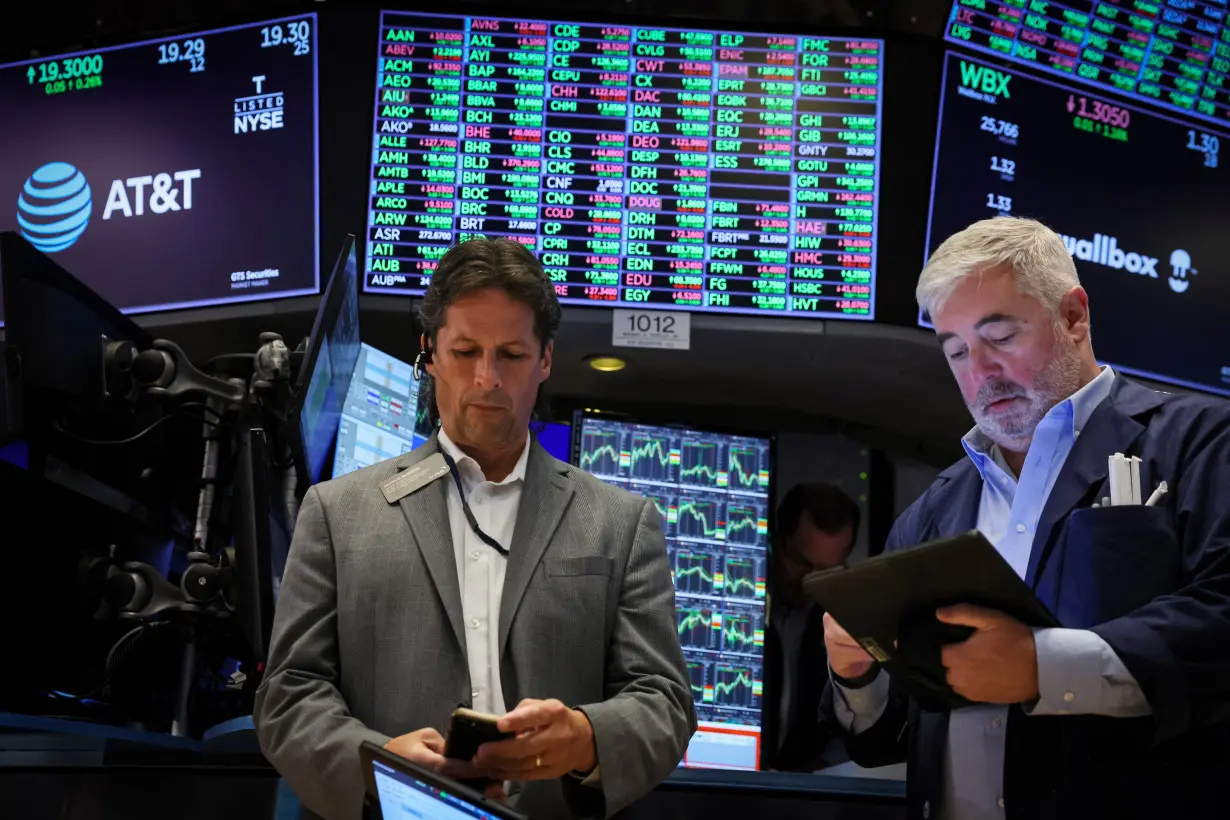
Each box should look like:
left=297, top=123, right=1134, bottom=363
left=959, top=61, right=1011, bottom=98
left=234, top=75, right=285, bottom=134
left=102, top=170, right=200, bottom=219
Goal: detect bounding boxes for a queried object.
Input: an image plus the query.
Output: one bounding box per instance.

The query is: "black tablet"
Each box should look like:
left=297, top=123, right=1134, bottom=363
left=359, top=741, right=528, bottom=820
left=802, top=531, right=1059, bottom=709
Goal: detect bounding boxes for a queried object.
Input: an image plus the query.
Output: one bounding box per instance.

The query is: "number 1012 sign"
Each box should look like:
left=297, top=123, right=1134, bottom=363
left=612, top=309, right=691, bottom=351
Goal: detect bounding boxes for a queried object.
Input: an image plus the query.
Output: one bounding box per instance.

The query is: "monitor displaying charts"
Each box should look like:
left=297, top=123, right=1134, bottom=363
left=573, top=412, right=771, bottom=771
left=332, top=343, right=426, bottom=478
left=365, top=11, right=885, bottom=320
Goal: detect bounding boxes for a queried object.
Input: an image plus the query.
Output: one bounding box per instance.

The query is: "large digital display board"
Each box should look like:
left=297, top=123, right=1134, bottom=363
left=0, top=14, right=320, bottom=322
left=926, top=51, right=1230, bottom=396
left=366, top=11, right=884, bottom=319
left=944, top=0, right=1230, bottom=127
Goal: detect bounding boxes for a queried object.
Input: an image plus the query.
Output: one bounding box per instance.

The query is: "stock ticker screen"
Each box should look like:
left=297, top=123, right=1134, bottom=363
left=574, top=413, right=772, bottom=771
left=366, top=12, right=884, bottom=319
left=0, top=15, right=319, bottom=322
left=926, top=51, right=1230, bottom=395
left=944, top=0, right=1230, bottom=128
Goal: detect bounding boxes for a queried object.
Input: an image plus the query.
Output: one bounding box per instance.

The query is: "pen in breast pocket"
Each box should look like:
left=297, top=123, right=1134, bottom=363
left=1144, top=481, right=1168, bottom=507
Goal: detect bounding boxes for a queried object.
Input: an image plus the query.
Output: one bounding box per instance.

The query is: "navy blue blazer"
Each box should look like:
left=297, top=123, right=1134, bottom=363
left=826, top=377, right=1230, bottom=820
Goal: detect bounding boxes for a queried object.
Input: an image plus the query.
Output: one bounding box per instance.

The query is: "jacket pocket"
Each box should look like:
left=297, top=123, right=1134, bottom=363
left=1054, top=506, right=1181, bottom=628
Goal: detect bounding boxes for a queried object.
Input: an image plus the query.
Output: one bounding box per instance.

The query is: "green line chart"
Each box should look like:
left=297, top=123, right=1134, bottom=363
left=579, top=427, right=623, bottom=476
left=677, top=607, right=718, bottom=650
left=722, top=555, right=766, bottom=600
left=680, top=437, right=724, bottom=490
left=714, top=664, right=762, bottom=709
left=725, top=499, right=768, bottom=547
left=676, top=493, right=723, bottom=541
left=629, top=430, right=679, bottom=483
left=719, top=610, right=764, bottom=654
left=728, top=441, right=769, bottom=494
left=674, top=550, right=716, bottom=596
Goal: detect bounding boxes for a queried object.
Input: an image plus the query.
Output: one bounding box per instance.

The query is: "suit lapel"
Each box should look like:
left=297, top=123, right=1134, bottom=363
left=931, top=462, right=983, bottom=539
left=390, top=436, right=467, bottom=654
left=1023, top=379, right=1159, bottom=587
left=498, top=440, right=575, bottom=652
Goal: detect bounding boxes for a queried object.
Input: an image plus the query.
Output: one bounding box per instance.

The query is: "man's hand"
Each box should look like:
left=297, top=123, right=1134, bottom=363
left=938, top=604, right=1039, bottom=704
left=471, top=699, right=597, bottom=782
left=384, top=729, right=507, bottom=802
left=823, top=612, right=877, bottom=679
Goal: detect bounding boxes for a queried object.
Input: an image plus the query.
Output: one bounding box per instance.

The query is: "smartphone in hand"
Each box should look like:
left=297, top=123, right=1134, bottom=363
left=445, top=707, right=514, bottom=761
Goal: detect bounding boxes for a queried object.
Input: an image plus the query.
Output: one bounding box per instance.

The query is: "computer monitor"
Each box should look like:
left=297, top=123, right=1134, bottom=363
left=291, top=235, right=361, bottom=491
left=331, top=343, right=424, bottom=479
left=571, top=410, right=773, bottom=772
left=0, top=231, right=171, bottom=517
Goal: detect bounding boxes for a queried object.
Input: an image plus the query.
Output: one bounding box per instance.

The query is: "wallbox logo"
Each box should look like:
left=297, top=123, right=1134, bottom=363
left=1059, top=232, right=1196, bottom=294
left=1059, top=232, right=1158, bottom=276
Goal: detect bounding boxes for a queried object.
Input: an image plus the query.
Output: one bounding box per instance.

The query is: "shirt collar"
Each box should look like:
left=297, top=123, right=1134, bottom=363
left=437, top=428, right=531, bottom=487
left=961, top=365, right=1116, bottom=477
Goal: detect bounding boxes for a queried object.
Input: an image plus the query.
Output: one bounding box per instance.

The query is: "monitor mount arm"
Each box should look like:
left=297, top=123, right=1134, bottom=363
left=125, top=339, right=247, bottom=407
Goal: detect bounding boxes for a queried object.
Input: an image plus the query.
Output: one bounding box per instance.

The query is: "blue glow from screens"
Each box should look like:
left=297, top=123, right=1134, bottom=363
left=0, top=14, right=320, bottom=325
left=301, top=246, right=361, bottom=484
left=332, top=343, right=425, bottom=478
left=942, top=0, right=1230, bottom=128
left=574, top=413, right=771, bottom=771
left=366, top=12, right=884, bottom=320
left=533, top=421, right=571, bottom=462
left=923, top=51, right=1230, bottom=397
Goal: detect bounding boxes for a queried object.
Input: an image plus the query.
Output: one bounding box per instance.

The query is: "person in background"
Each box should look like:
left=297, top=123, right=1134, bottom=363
left=761, top=482, right=859, bottom=772
left=823, top=216, right=1230, bottom=820
left=255, top=238, right=696, bottom=820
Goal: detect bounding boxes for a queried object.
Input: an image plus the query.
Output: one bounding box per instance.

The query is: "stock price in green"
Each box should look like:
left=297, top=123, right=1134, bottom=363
left=27, top=54, right=104, bottom=89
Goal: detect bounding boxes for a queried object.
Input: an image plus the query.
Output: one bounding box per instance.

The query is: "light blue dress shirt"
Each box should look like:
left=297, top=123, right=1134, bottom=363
left=834, top=366, right=1153, bottom=820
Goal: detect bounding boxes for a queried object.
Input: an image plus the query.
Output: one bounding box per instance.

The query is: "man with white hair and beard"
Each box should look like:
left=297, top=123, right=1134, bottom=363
left=820, top=216, right=1230, bottom=820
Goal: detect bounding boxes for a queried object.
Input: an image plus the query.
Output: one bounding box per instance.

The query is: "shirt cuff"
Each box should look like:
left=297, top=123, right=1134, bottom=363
left=570, top=764, right=602, bottom=787
left=1027, top=628, right=1152, bottom=718
left=830, top=666, right=890, bottom=734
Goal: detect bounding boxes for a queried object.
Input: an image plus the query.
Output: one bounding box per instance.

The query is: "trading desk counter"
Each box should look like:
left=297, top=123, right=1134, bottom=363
left=0, top=713, right=906, bottom=819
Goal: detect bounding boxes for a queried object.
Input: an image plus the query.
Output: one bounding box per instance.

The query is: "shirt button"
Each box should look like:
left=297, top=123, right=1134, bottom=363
left=1063, top=691, right=1075, bottom=703
left=1015, top=523, right=1027, bottom=533
left=922, top=800, right=931, bottom=819
left=470, top=550, right=481, bottom=561
left=470, top=618, right=481, bottom=629
left=991, top=717, right=1003, bottom=729
left=998, top=797, right=1005, bottom=809
left=471, top=688, right=479, bottom=700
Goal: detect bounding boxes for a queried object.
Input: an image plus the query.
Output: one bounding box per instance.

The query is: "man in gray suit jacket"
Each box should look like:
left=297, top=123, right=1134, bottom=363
left=254, top=238, right=697, bottom=820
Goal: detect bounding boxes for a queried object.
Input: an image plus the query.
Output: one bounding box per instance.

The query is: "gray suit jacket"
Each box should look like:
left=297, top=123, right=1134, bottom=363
left=254, top=433, right=697, bottom=820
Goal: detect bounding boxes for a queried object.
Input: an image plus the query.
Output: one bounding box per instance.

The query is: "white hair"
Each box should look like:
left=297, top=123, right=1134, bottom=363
left=917, top=217, right=1080, bottom=319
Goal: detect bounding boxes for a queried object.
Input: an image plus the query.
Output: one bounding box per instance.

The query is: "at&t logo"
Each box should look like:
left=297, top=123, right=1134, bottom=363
left=16, top=161, right=93, bottom=253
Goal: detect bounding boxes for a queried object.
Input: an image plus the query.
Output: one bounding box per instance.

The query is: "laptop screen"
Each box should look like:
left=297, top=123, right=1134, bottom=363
left=372, top=759, right=504, bottom=820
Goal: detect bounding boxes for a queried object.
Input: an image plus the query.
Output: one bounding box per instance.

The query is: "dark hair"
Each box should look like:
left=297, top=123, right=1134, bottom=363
left=774, top=483, right=860, bottom=551
left=417, top=238, right=561, bottom=424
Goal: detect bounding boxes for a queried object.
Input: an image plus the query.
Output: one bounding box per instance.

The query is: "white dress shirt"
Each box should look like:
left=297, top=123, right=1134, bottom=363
left=437, top=429, right=530, bottom=716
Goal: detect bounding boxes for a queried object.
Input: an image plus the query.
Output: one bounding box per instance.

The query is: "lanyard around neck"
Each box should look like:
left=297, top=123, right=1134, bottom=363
left=439, top=449, right=510, bottom=558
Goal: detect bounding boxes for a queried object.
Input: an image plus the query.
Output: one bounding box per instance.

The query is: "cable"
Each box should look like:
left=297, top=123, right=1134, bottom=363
left=54, top=407, right=220, bottom=446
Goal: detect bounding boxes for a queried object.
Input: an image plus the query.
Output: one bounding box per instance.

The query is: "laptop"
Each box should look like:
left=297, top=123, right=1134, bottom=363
left=359, top=741, right=529, bottom=820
